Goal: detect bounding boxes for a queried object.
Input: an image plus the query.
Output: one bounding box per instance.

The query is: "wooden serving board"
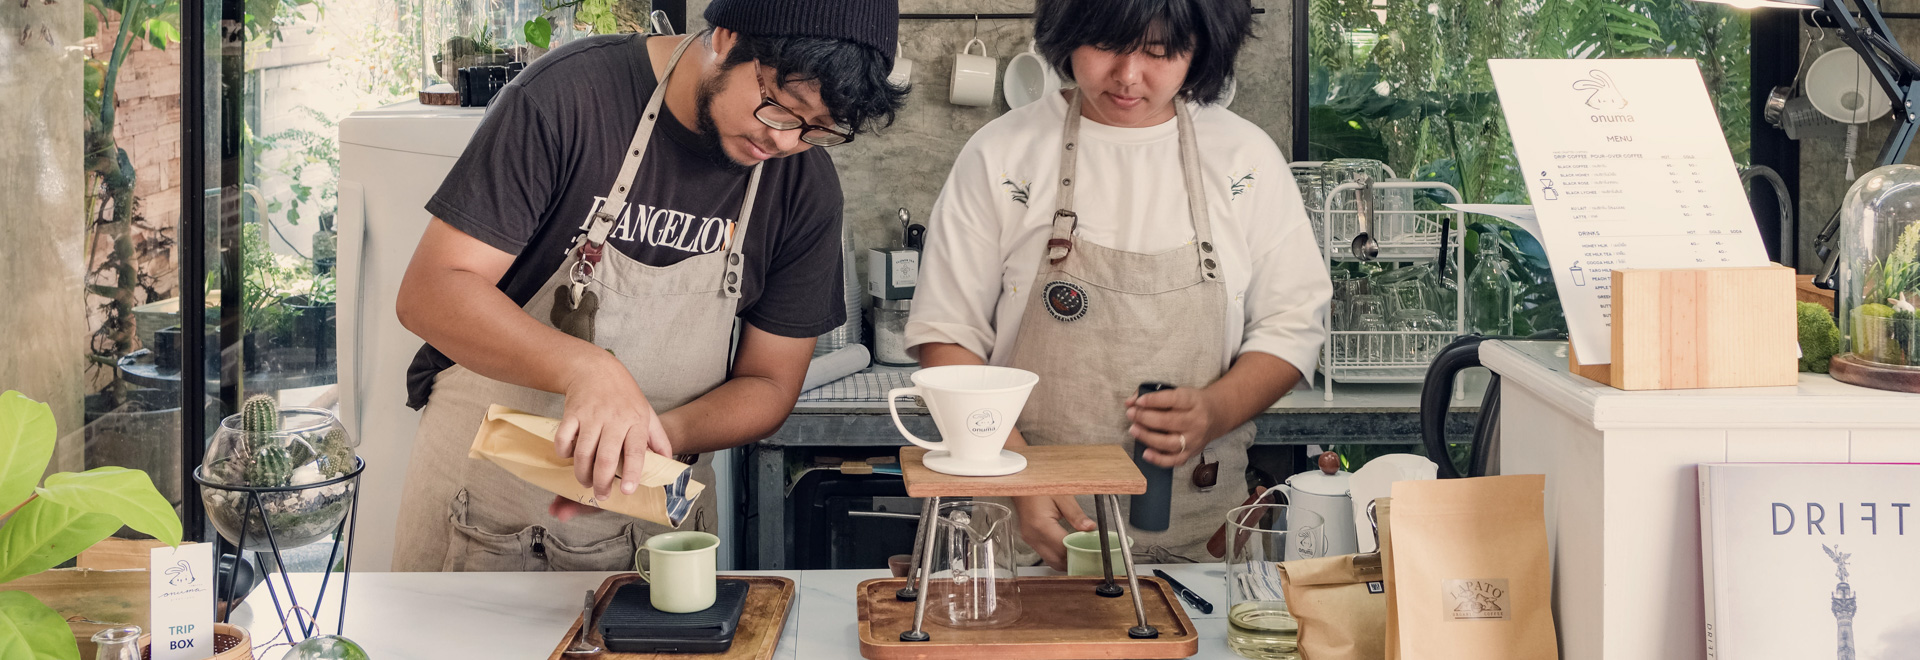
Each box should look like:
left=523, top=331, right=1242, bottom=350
left=856, top=576, right=1199, bottom=660
left=900, top=445, right=1147, bottom=498
left=546, top=574, right=795, bottom=660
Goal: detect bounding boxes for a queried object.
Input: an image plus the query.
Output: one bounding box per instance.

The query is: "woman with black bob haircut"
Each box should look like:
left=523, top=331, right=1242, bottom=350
left=907, top=0, right=1332, bottom=569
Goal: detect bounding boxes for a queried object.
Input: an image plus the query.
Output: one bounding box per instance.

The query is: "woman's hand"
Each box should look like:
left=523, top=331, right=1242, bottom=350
left=553, top=351, right=676, bottom=502
left=1014, top=494, right=1098, bottom=571
left=1125, top=387, right=1217, bottom=468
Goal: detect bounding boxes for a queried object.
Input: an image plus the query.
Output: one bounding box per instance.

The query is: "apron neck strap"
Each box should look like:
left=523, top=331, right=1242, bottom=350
left=587, top=35, right=698, bottom=247
left=1047, top=90, right=1221, bottom=282
left=582, top=34, right=764, bottom=300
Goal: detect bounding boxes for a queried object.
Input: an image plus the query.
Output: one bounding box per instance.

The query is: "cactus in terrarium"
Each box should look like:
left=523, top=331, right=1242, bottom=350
left=240, top=394, right=296, bottom=486
left=316, top=428, right=354, bottom=478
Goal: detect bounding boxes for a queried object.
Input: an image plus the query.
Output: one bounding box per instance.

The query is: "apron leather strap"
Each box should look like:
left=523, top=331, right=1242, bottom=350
left=1048, top=91, right=1085, bottom=264
left=1173, top=102, right=1221, bottom=282
left=577, top=34, right=764, bottom=301
left=721, top=166, right=762, bottom=299
left=586, top=35, right=697, bottom=248
left=1048, top=89, right=1219, bottom=279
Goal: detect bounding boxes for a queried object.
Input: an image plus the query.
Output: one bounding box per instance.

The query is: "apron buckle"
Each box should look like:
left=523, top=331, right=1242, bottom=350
left=1045, top=238, right=1074, bottom=264
left=577, top=240, right=604, bottom=266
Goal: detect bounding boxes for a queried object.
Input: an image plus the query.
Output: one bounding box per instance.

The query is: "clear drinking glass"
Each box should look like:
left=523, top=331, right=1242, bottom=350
left=1225, top=504, right=1327, bottom=660
left=925, top=500, right=1022, bottom=628
left=1347, top=294, right=1384, bottom=324
left=1354, top=313, right=1388, bottom=363
left=92, top=627, right=140, bottom=660
left=1330, top=273, right=1369, bottom=331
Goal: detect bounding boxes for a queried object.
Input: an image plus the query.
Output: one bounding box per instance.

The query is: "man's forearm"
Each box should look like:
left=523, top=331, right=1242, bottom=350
left=659, top=375, right=796, bottom=454
left=398, top=265, right=612, bottom=395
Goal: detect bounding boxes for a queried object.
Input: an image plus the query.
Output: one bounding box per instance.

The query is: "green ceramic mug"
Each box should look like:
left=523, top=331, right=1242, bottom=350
left=1063, top=531, right=1131, bottom=577
left=635, top=531, right=719, bottom=613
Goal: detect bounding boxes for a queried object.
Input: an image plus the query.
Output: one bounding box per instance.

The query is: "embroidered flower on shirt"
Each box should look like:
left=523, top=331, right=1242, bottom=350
left=1001, top=174, right=1033, bottom=206
left=1229, top=168, right=1258, bottom=199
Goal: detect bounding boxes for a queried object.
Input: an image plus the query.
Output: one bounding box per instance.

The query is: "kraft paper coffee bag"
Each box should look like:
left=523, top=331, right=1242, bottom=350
left=470, top=405, right=702, bottom=527
left=1385, top=475, right=1557, bottom=660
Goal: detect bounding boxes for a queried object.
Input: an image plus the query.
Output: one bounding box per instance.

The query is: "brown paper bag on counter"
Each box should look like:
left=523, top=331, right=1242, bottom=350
left=470, top=404, right=703, bottom=527
left=1278, top=552, right=1387, bottom=660
left=1385, top=475, right=1557, bottom=660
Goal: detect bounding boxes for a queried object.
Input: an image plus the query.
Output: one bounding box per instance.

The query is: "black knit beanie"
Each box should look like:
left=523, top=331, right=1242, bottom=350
left=703, top=0, right=899, bottom=65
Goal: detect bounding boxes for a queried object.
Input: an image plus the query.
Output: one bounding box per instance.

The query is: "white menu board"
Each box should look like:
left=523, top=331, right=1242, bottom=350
left=1489, top=59, right=1770, bottom=364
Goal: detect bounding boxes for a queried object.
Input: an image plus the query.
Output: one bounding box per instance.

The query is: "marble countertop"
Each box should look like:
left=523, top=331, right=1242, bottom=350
left=234, top=564, right=1247, bottom=659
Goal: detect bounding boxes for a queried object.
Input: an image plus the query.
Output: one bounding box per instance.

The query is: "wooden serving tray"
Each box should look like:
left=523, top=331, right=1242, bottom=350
left=856, top=576, right=1199, bottom=660
left=546, top=573, right=795, bottom=660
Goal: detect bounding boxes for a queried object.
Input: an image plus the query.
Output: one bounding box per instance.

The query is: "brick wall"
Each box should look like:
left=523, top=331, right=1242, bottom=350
left=83, top=15, right=182, bottom=359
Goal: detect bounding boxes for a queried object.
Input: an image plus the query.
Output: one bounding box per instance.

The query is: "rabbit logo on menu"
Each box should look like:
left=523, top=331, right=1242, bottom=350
left=1573, top=70, right=1629, bottom=110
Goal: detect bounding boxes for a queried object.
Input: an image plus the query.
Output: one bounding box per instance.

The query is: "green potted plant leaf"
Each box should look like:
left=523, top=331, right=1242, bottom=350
left=0, top=390, right=184, bottom=660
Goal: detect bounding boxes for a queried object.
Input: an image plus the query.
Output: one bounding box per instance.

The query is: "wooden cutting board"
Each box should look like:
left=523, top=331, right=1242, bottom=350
left=856, top=576, right=1199, bottom=660
left=546, top=574, right=794, bottom=660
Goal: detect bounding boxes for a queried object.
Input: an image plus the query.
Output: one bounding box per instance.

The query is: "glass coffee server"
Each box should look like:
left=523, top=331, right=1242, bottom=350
left=1294, top=160, right=1466, bottom=400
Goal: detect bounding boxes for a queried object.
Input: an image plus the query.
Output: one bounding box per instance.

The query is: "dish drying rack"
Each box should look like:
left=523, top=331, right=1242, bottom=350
left=1297, top=165, right=1466, bottom=401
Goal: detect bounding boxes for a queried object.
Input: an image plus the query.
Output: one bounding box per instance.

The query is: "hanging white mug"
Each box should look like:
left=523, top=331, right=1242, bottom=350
left=1003, top=40, right=1060, bottom=109
left=950, top=38, right=997, bottom=107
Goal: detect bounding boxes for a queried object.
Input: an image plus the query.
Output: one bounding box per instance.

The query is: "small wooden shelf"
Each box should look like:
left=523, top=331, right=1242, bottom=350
left=899, top=445, right=1146, bottom=498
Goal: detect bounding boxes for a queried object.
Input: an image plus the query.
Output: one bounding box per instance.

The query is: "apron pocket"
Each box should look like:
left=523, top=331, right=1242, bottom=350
left=545, top=526, right=643, bottom=572
left=441, top=489, right=639, bottom=572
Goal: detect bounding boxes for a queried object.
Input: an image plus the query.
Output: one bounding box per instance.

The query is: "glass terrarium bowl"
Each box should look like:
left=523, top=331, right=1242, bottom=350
left=199, top=407, right=360, bottom=551
left=1834, top=164, right=1920, bottom=392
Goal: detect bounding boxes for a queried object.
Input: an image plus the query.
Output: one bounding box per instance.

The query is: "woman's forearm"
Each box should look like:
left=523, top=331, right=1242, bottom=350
left=1198, top=352, right=1302, bottom=441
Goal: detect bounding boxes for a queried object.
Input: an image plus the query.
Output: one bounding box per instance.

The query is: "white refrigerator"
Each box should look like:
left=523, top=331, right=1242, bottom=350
left=336, top=101, right=738, bottom=572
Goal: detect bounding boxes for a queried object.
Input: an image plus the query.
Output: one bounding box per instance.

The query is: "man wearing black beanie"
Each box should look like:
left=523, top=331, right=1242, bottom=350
left=389, top=1, right=907, bottom=571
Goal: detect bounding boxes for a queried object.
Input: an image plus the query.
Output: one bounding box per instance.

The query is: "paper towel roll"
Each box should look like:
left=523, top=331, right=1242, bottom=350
left=803, top=344, right=872, bottom=391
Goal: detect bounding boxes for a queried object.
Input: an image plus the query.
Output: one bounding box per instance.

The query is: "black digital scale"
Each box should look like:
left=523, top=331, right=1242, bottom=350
left=598, top=579, right=750, bottom=653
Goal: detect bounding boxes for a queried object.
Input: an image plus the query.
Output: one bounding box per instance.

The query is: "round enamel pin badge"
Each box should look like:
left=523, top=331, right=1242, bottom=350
left=1044, top=281, right=1089, bottom=322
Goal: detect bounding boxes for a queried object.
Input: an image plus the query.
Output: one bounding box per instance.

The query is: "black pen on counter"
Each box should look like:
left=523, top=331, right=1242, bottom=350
left=1153, top=569, right=1214, bottom=615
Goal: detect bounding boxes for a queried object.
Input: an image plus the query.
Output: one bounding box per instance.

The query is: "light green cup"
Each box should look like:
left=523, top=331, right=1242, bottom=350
left=1063, top=531, right=1131, bottom=577
left=635, top=531, right=719, bottom=613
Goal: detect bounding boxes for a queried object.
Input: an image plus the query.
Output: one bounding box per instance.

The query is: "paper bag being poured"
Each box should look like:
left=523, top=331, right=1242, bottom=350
left=470, top=405, right=703, bottom=528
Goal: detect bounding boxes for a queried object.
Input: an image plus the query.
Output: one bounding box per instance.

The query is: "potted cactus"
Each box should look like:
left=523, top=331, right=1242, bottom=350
left=199, top=395, right=359, bottom=552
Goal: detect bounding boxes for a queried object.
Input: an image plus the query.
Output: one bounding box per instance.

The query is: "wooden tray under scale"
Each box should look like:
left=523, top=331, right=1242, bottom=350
left=856, top=576, right=1199, bottom=660
left=545, top=573, right=795, bottom=660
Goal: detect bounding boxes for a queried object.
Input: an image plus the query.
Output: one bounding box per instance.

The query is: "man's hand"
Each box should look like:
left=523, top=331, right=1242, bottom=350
left=1125, top=387, right=1218, bottom=468
left=1014, top=495, right=1098, bottom=571
left=553, top=352, right=676, bottom=500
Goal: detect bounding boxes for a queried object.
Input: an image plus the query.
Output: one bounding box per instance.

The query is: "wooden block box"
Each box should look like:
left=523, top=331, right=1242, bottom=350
left=1570, top=265, right=1798, bottom=390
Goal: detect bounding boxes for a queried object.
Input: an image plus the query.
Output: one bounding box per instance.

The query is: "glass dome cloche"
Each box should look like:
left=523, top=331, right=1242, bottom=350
left=1833, top=164, right=1920, bottom=392
left=199, top=395, right=360, bottom=551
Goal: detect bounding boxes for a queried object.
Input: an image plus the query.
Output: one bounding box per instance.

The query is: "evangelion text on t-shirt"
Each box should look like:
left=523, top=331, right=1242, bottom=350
left=405, top=34, right=848, bottom=408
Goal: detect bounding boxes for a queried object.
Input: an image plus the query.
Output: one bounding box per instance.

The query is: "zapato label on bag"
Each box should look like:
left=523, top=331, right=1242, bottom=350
left=1442, top=578, right=1511, bottom=621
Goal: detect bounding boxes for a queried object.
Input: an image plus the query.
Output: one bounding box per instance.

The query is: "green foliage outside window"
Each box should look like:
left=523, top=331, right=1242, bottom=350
left=1307, top=0, right=1752, bottom=336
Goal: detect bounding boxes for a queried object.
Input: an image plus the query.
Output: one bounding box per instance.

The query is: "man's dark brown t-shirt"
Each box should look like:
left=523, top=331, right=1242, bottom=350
left=407, top=34, right=846, bottom=409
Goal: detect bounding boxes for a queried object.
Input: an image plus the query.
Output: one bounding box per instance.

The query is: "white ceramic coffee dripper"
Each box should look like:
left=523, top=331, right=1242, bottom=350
left=888, top=365, right=1039, bottom=476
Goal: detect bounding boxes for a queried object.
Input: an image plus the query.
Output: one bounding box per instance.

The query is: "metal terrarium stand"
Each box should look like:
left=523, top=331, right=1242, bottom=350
left=193, top=456, right=364, bottom=642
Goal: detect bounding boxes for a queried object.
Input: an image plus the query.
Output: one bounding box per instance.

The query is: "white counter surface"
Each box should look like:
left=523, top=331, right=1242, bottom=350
left=235, top=564, right=1244, bottom=660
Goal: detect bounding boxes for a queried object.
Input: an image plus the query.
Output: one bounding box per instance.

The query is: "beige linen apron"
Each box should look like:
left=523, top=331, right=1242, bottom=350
left=1002, top=91, right=1256, bottom=564
left=392, top=36, right=760, bottom=572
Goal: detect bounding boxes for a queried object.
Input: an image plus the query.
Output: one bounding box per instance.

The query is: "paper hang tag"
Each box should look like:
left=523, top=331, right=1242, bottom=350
left=150, top=543, right=215, bottom=660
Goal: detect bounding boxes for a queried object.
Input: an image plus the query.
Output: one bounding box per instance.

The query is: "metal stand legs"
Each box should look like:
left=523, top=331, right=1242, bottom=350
left=900, top=496, right=940, bottom=642
left=1105, top=494, right=1158, bottom=639
left=1092, top=495, right=1124, bottom=598
left=897, top=499, right=935, bottom=602
left=896, top=493, right=1155, bottom=642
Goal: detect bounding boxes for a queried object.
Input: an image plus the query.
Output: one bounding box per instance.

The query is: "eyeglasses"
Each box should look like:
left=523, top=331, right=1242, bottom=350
left=755, top=69, right=854, bottom=147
